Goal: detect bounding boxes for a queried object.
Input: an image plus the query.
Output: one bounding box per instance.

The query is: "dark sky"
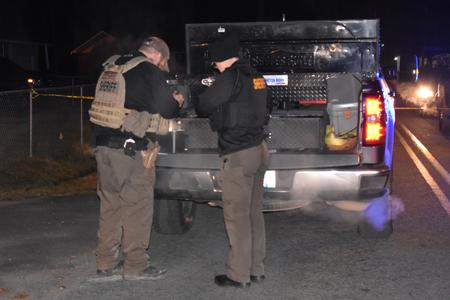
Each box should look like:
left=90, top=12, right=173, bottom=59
left=1, top=0, right=449, bottom=59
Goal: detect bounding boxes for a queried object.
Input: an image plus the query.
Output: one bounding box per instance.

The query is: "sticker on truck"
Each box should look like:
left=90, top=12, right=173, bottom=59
left=263, top=75, right=288, bottom=86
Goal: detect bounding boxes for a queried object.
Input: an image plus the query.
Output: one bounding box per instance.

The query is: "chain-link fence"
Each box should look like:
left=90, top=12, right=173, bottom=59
left=0, top=85, right=95, bottom=173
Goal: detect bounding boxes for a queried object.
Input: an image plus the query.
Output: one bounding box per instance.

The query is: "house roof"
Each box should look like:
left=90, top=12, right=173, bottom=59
left=70, top=31, right=116, bottom=55
left=0, top=39, right=53, bottom=46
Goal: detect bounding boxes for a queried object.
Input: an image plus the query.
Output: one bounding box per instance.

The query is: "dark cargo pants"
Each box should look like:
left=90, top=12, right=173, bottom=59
left=95, top=146, right=155, bottom=275
left=221, top=142, right=269, bottom=283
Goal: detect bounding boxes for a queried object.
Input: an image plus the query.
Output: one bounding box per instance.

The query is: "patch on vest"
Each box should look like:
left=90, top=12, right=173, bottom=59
left=98, top=71, right=119, bottom=93
left=253, top=78, right=266, bottom=90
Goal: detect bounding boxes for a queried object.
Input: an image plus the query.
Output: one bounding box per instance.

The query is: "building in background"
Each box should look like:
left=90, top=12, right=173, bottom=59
left=70, top=31, right=116, bottom=77
left=0, top=39, right=53, bottom=72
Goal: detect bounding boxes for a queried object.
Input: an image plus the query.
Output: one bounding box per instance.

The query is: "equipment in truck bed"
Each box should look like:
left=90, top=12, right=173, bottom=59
left=184, top=20, right=379, bottom=108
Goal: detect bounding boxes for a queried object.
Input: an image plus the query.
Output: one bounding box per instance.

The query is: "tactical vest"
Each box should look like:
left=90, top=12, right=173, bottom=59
left=215, top=69, right=270, bottom=131
left=89, top=55, right=170, bottom=134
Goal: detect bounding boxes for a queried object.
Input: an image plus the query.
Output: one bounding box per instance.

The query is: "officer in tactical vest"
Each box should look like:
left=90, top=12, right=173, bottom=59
left=196, top=32, right=271, bottom=288
left=90, top=36, right=184, bottom=281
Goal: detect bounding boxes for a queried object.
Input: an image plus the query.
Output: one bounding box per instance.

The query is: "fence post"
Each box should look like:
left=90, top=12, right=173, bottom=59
left=29, top=89, right=33, bottom=157
left=80, top=86, right=84, bottom=145
left=71, top=77, right=75, bottom=97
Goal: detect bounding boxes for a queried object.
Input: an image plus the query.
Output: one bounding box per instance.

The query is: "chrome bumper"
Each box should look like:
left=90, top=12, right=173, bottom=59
left=155, top=167, right=390, bottom=212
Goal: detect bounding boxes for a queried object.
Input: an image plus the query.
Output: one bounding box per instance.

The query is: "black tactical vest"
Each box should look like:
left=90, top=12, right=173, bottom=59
left=217, top=67, right=270, bottom=131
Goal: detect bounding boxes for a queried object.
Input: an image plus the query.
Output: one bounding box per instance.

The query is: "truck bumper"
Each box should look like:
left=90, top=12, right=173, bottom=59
left=155, top=166, right=390, bottom=212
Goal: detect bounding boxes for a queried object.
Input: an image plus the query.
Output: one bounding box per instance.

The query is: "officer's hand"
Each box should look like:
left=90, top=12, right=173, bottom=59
left=173, top=91, right=184, bottom=108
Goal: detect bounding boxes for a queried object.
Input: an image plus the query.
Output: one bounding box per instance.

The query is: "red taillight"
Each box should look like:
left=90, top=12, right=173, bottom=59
left=363, top=94, right=386, bottom=146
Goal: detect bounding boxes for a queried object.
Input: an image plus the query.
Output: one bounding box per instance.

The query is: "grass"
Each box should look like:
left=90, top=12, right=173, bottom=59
left=0, top=145, right=97, bottom=201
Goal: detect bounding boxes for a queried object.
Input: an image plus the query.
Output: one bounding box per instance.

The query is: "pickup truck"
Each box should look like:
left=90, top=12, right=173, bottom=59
left=416, top=53, right=450, bottom=133
left=153, top=19, right=395, bottom=238
left=390, top=53, right=450, bottom=133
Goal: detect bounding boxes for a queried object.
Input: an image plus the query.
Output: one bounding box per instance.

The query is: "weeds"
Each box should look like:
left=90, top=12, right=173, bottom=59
left=0, top=144, right=96, bottom=200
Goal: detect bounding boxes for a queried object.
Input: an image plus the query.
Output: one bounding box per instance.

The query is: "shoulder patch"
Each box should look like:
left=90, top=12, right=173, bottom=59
left=253, top=78, right=266, bottom=90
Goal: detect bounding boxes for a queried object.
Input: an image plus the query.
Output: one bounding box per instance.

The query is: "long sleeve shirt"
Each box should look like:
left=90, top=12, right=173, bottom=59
left=93, top=51, right=180, bottom=142
left=197, top=62, right=266, bottom=155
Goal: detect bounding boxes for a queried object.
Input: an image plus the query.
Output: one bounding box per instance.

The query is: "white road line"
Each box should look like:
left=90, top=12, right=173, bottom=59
left=399, top=123, right=450, bottom=186
left=395, top=130, right=450, bottom=216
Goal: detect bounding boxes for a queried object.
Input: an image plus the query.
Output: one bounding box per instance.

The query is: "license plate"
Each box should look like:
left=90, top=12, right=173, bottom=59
left=263, top=170, right=276, bottom=188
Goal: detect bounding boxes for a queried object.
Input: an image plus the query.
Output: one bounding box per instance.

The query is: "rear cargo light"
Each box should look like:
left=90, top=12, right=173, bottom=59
left=362, top=94, right=386, bottom=146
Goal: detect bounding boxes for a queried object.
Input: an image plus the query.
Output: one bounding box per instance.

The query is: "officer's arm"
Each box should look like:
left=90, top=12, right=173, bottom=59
left=196, top=72, right=235, bottom=117
left=150, top=67, right=180, bottom=119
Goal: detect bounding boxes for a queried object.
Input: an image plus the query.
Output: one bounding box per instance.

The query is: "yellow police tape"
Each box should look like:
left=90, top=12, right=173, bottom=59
left=30, top=90, right=449, bottom=112
left=394, top=107, right=423, bottom=110
left=31, top=89, right=95, bottom=100
left=394, top=107, right=449, bottom=110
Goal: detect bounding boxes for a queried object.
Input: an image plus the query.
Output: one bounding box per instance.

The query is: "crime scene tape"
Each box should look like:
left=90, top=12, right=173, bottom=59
left=31, top=89, right=95, bottom=100
left=28, top=90, right=450, bottom=112
left=394, top=107, right=424, bottom=110
left=394, top=107, right=450, bottom=111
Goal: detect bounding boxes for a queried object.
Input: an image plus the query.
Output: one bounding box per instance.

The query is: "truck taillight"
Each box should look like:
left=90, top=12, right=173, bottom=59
left=362, top=94, right=386, bottom=146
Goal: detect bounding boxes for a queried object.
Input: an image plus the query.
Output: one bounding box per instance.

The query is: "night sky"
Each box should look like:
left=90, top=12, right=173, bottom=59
left=1, top=0, right=449, bottom=68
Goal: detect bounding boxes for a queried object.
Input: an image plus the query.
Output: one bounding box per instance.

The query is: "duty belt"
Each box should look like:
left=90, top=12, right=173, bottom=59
left=96, top=135, right=149, bottom=151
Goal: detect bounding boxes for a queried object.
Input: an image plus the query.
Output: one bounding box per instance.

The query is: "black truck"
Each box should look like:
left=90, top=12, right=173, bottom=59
left=153, top=19, right=396, bottom=238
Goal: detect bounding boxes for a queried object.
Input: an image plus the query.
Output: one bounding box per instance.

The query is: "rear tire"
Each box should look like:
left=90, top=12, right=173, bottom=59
left=154, top=199, right=196, bottom=234
left=357, top=220, right=393, bottom=238
left=387, top=161, right=394, bottom=195
left=357, top=189, right=393, bottom=238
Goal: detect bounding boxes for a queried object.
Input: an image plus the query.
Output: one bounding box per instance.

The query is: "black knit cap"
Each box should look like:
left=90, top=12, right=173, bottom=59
left=209, top=32, right=240, bottom=63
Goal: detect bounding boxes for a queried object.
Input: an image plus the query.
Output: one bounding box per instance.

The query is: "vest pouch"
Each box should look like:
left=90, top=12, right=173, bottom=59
left=146, top=114, right=170, bottom=135
left=157, top=118, right=170, bottom=135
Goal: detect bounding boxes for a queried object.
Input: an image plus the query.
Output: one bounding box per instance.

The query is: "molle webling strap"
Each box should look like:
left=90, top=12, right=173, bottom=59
left=121, top=56, right=152, bottom=73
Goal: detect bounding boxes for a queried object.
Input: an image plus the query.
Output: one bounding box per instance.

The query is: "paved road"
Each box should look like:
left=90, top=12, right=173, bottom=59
left=1, top=110, right=450, bottom=300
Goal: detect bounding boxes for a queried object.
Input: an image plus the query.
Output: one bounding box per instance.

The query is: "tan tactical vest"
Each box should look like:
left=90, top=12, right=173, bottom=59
left=89, top=55, right=170, bottom=135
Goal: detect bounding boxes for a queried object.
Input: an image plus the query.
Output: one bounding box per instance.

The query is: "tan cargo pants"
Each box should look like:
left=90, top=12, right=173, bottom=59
left=94, top=146, right=155, bottom=275
left=221, top=142, right=269, bottom=283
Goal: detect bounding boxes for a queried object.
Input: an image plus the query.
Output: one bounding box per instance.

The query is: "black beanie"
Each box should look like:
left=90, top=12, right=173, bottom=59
left=209, top=32, right=240, bottom=62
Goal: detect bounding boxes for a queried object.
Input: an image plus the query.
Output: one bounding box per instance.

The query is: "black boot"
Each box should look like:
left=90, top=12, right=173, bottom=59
left=88, top=265, right=122, bottom=282
left=250, top=274, right=266, bottom=282
left=123, top=265, right=167, bottom=281
left=214, top=274, right=250, bottom=288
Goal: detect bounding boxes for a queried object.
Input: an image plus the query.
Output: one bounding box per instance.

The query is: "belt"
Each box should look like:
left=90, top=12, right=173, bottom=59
left=96, top=135, right=149, bottom=151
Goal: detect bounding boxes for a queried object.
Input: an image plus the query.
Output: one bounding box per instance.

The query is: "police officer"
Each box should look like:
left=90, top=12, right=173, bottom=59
left=90, top=36, right=184, bottom=281
left=197, top=32, right=271, bottom=288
